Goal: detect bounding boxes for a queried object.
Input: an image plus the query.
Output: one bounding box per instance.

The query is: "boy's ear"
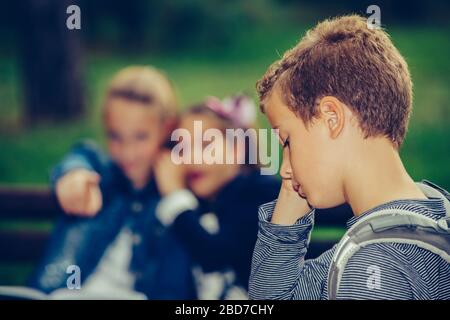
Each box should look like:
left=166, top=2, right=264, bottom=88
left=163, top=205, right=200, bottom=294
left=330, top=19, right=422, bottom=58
left=318, top=96, right=345, bottom=139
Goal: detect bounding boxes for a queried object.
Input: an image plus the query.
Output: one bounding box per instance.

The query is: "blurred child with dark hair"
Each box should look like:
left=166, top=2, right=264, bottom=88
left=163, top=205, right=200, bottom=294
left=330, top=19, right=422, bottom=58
left=153, top=95, right=281, bottom=299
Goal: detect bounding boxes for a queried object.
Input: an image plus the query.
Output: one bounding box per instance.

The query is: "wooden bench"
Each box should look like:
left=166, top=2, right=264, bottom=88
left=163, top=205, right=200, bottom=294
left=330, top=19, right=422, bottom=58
left=0, top=185, right=352, bottom=263
left=0, top=186, right=62, bottom=262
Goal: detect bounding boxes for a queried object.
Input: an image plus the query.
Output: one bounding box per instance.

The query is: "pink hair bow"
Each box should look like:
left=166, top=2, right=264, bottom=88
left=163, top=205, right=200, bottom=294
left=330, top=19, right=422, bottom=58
left=205, top=95, right=257, bottom=128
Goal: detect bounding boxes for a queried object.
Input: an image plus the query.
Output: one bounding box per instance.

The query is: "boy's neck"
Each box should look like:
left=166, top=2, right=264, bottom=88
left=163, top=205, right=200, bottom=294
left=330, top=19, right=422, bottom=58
left=343, top=139, right=427, bottom=217
left=132, top=180, right=148, bottom=191
left=130, top=173, right=152, bottom=191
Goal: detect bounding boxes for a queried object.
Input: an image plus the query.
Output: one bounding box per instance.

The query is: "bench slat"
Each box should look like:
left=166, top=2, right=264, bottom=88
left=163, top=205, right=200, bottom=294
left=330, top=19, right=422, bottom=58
left=0, top=185, right=350, bottom=263
left=0, top=186, right=61, bottom=219
left=0, top=229, right=338, bottom=262
left=0, top=230, right=49, bottom=262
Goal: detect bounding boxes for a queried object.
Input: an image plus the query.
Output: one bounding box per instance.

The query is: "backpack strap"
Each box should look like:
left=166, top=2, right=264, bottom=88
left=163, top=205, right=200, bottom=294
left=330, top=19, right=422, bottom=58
left=328, top=181, right=450, bottom=300
left=420, top=180, right=450, bottom=218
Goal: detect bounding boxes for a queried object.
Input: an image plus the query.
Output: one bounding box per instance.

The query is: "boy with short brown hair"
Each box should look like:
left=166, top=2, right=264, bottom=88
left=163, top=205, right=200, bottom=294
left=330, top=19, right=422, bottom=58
left=249, top=15, right=450, bottom=300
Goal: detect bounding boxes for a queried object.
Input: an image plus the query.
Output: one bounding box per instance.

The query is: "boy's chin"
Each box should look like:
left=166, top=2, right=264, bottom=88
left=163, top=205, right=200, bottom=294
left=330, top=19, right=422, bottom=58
left=125, top=169, right=152, bottom=186
left=297, top=190, right=307, bottom=199
left=299, top=191, right=320, bottom=209
left=309, top=196, right=346, bottom=209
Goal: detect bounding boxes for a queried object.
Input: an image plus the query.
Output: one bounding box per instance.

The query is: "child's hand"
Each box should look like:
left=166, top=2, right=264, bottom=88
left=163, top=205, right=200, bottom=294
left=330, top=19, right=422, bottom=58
left=271, top=148, right=312, bottom=225
left=55, top=169, right=103, bottom=217
left=271, top=179, right=311, bottom=225
left=154, top=150, right=186, bottom=197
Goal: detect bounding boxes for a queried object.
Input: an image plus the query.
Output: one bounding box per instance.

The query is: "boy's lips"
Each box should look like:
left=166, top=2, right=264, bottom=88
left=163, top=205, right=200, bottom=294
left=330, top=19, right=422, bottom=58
left=294, top=184, right=307, bottom=199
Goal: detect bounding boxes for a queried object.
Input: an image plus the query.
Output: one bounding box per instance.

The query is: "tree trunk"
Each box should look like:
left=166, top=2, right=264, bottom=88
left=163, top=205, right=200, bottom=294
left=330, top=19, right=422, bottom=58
left=18, top=0, right=84, bottom=125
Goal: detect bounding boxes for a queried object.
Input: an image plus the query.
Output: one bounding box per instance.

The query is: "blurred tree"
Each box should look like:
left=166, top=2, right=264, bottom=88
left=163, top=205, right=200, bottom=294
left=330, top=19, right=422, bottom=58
left=77, top=0, right=257, bottom=53
left=276, top=0, right=450, bottom=26
left=80, top=0, right=149, bottom=49
left=17, top=0, right=84, bottom=124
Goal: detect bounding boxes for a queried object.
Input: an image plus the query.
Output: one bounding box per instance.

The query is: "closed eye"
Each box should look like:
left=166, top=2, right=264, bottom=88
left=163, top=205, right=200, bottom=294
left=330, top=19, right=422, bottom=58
left=107, top=131, right=121, bottom=142
left=135, top=132, right=150, bottom=141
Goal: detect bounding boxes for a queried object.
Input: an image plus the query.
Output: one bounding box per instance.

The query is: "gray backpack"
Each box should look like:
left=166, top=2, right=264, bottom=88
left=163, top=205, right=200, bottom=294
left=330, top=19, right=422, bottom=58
left=328, top=180, right=450, bottom=300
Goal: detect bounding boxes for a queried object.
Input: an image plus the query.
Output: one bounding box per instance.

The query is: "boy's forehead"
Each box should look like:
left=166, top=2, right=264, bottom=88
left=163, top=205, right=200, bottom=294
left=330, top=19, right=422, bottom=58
left=105, top=98, right=163, bottom=124
left=106, top=98, right=160, bottom=115
left=262, top=88, right=290, bottom=122
left=261, top=87, right=277, bottom=113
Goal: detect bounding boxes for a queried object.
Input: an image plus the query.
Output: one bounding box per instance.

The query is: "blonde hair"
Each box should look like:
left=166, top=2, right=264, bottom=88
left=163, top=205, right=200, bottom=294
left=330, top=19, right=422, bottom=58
left=104, top=66, right=178, bottom=121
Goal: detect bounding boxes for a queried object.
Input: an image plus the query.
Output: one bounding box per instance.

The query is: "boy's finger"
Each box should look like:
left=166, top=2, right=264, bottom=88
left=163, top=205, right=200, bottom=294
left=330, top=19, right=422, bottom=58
left=84, top=186, right=102, bottom=216
left=85, top=172, right=101, bottom=185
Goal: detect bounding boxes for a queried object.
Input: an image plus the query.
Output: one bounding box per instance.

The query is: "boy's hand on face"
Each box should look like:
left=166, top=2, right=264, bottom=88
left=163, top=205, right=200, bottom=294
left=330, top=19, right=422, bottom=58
left=271, top=178, right=312, bottom=225
left=55, top=169, right=103, bottom=217
left=271, top=148, right=312, bottom=225
left=154, top=150, right=186, bottom=197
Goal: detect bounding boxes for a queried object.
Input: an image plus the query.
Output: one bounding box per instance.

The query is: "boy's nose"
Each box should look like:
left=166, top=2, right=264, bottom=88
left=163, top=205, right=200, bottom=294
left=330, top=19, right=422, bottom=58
left=279, top=149, right=293, bottom=180
left=121, top=144, right=139, bottom=163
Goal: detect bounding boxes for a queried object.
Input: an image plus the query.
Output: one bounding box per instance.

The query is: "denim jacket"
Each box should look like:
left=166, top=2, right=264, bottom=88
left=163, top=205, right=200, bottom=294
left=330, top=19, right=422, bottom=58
left=28, top=141, right=197, bottom=299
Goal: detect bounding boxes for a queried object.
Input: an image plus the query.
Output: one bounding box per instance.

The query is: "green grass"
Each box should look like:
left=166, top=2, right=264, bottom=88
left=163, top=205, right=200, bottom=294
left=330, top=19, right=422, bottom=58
left=0, top=220, right=53, bottom=232
left=311, top=227, right=346, bottom=242
left=0, top=263, right=35, bottom=286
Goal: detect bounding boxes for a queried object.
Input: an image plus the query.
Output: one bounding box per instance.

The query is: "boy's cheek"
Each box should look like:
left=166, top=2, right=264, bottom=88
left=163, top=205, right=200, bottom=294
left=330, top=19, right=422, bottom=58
left=290, top=148, right=323, bottom=202
left=305, top=166, right=346, bottom=208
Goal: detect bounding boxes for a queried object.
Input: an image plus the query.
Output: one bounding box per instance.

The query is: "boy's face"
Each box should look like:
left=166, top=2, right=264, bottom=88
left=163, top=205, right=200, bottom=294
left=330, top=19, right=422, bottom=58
left=104, top=98, right=166, bottom=188
left=264, top=88, right=347, bottom=209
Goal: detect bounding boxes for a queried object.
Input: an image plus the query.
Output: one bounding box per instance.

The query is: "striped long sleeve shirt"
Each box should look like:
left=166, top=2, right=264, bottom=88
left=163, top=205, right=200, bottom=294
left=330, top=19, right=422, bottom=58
left=249, top=198, right=450, bottom=300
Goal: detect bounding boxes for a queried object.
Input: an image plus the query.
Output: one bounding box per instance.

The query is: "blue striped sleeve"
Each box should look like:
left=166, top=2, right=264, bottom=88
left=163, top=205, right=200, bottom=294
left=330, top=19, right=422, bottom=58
left=249, top=197, right=450, bottom=300
left=249, top=200, right=331, bottom=300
